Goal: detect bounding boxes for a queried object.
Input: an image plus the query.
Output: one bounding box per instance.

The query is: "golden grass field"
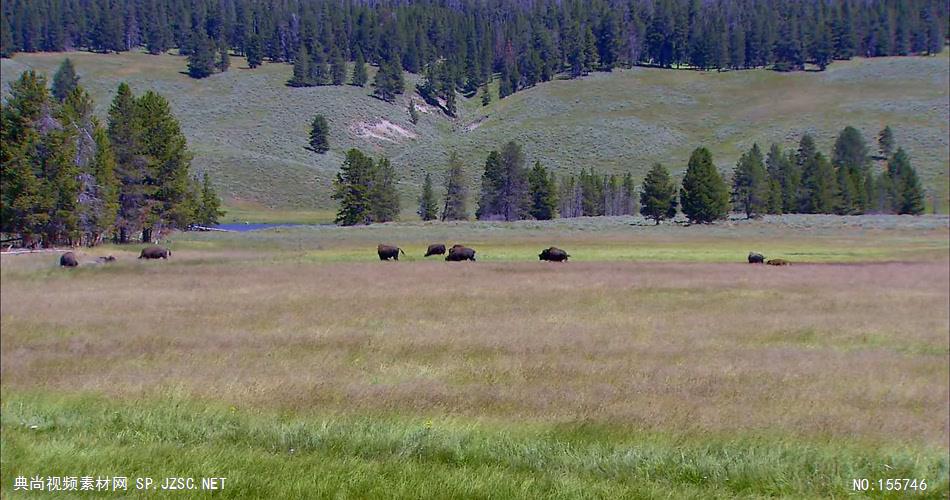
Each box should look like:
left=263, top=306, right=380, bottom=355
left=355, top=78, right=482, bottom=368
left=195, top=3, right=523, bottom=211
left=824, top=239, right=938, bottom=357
left=2, top=216, right=948, bottom=497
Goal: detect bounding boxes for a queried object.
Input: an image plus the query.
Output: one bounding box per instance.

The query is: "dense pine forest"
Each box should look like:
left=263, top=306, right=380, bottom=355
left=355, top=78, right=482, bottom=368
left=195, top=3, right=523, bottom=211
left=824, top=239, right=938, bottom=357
left=2, top=0, right=947, bottom=100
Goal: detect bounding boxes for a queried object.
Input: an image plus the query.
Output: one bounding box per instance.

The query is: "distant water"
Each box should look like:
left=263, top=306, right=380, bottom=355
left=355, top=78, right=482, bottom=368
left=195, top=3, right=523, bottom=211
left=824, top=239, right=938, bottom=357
left=213, top=223, right=303, bottom=232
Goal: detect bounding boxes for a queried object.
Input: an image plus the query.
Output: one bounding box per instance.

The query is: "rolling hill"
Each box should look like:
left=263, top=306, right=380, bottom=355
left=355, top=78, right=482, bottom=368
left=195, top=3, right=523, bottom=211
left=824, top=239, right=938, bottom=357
left=2, top=50, right=948, bottom=219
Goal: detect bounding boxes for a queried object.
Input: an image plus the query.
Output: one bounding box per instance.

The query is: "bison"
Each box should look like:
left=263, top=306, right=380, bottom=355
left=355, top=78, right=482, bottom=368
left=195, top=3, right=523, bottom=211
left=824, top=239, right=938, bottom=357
left=766, top=258, right=789, bottom=266
left=378, top=244, right=406, bottom=261
left=748, top=252, right=765, bottom=264
left=539, top=247, right=569, bottom=262
left=59, top=252, right=79, bottom=267
left=96, top=255, right=117, bottom=264
left=424, top=244, right=446, bottom=257
left=139, top=246, right=171, bottom=259
left=445, top=245, right=476, bottom=261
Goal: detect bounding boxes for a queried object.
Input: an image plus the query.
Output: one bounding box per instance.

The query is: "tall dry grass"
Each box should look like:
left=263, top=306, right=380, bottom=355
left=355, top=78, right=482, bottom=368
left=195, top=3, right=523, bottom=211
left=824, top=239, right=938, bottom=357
left=2, top=255, right=947, bottom=448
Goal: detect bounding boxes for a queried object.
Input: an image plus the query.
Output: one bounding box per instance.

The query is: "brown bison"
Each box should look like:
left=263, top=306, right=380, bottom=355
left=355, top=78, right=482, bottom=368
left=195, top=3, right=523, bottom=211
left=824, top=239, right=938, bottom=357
left=766, top=258, right=789, bottom=266
left=748, top=252, right=765, bottom=264
left=445, top=245, right=476, bottom=261
left=377, top=244, right=406, bottom=261
left=539, top=247, right=569, bottom=262
left=139, top=246, right=171, bottom=259
left=59, top=252, right=79, bottom=267
left=96, top=255, right=117, bottom=264
left=424, top=244, right=446, bottom=257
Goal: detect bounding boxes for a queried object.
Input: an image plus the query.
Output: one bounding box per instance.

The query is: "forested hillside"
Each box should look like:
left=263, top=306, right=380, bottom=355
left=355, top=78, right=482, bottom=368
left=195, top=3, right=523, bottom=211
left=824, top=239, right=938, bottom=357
left=2, top=0, right=947, bottom=101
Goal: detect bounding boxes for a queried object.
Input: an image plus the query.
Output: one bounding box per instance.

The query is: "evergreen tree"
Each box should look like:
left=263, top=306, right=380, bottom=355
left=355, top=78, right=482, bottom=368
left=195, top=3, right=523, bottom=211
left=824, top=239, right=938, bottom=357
left=309, top=114, right=329, bottom=153
left=369, top=157, right=400, bottom=222
left=107, top=82, right=146, bottom=243
left=351, top=50, right=367, bottom=86
left=330, top=46, right=346, bottom=85
left=442, top=152, right=469, bottom=221
left=799, top=152, right=837, bottom=213
left=417, top=172, right=439, bottom=221
left=527, top=161, right=557, bottom=220
left=480, top=84, right=491, bottom=106
left=731, top=143, right=769, bottom=218
left=310, top=43, right=329, bottom=85
left=878, top=125, right=895, bottom=159
left=680, top=147, right=729, bottom=223
left=373, top=61, right=401, bottom=102
left=332, top=148, right=374, bottom=225
left=621, top=172, right=637, bottom=215
left=766, top=144, right=799, bottom=213
left=289, top=44, right=311, bottom=87
left=136, top=90, right=193, bottom=240
left=832, top=125, right=870, bottom=212
left=195, top=171, right=224, bottom=225
left=888, top=148, right=925, bottom=215
left=246, top=34, right=263, bottom=68
left=639, top=162, right=678, bottom=224
left=51, top=58, right=79, bottom=102
left=477, top=150, right=503, bottom=220
left=217, top=45, right=230, bottom=72
left=187, top=30, right=216, bottom=79
left=445, top=89, right=457, bottom=117
left=1, top=71, right=48, bottom=245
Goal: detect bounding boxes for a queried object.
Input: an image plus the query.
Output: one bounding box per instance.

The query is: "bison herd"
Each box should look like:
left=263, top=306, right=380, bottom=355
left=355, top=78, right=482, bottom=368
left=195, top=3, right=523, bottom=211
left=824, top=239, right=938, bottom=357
left=59, top=244, right=790, bottom=267
left=57, top=246, right=170, bottom=268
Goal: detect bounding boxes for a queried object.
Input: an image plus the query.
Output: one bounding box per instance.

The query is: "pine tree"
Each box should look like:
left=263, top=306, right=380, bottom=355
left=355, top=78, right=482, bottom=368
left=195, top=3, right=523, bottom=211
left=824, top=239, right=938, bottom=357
left=195, top=171, right=224, bottom=225
left=527, top=161, right=557, bottom=220
left=369, top=157, right=400, bottom=222
left=217, top=45, right=230, bottom=72
left=187, top=30, right=215, bottom=79
left=1, top=71, right=47, bottom=244
left=310, top=43, right=329, bottom=85
left=480, top=84, right=491, bottom=106
left=246, top=34, right=263, bottom=68
left=731, top=143, right=769, bottom=218
left=309, top=114, right=329, bottom=153
left=417, top=172, right=439, bottom=221
left=445, top=89, right=457, bottom=117
left=351, top=50, right=367, bottom=86
left=832, top=125, right=870, bottom=212
left=766, top=144, right=799, bottom=213
left=289, top=44, right=311, bottom=87
left=878, top=126, right=895, bottom=159
left=373, top=61, right=399, bottom=102
left=107, top=82, right=146, bottom=243
left=442, top=152, right=469, bottom=221
left=476, top=150, right=504, bottom=220
left=680, top=147, right=729, bottom=223
left=330, top=46, right=346, bottom=85
left=52, top=58, right=80, bottom=102
left=888, top=148, right=925, bottom=215
left=332, top=148, right=375, bottom=226
left=136, top=90, right=193, bottom=240
left=639, top=162, right=678, bottom=224
left=799, top=152, right=837, bottom=213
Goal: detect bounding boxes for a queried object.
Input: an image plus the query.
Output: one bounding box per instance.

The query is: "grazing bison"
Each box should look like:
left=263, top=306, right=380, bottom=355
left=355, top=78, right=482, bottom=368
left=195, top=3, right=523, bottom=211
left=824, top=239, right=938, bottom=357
left=96, top=255, right=117, bottom=264
left=766, top=258, right=789, bottom=266
left=748, top=252, right=765, bottom=264
left=377, top=244, right=406, bottom=261
left=139, top=246, right=171, bottom=259
left=445, top=245, right=476, bottom=261
left=424, top=244, right=446, bottom=257
left=59, top=252, right=79, bottom=267
left=539, top=247, right=569, bottom=262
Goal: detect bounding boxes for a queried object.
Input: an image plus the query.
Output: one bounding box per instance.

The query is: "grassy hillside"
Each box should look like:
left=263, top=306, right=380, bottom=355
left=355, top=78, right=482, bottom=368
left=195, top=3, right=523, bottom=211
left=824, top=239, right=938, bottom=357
left=2, top=51, right=948, bottom=218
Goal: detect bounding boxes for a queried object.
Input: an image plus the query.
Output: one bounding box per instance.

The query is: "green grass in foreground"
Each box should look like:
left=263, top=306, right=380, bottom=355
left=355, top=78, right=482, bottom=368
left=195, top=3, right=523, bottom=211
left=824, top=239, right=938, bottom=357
left=2, top=392, right=947, bottom=499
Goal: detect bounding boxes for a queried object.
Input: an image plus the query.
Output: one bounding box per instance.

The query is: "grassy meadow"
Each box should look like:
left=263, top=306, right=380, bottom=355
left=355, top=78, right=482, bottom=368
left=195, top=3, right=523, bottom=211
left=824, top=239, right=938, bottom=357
left=2, top=51, right=948, bottom=214
left=2, top=215, right=948, bottom=498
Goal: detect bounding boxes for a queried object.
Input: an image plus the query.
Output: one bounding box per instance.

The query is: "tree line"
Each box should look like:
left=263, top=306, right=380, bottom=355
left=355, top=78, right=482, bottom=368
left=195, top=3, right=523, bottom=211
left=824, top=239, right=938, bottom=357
left=2, top=0, right=945, bottom=99
left=1, top=60, right=223, bottom=247
left=335, top=124, right=926, bottom=227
